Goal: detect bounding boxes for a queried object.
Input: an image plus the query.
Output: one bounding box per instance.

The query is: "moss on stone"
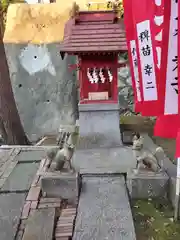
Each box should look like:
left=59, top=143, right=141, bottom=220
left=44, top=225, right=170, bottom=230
left=132, top=199, right=180, bottom=240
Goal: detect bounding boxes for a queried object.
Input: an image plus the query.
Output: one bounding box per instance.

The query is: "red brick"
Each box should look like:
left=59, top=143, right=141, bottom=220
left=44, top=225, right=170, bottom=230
left=56, top=226, right=73, bottom=232
left=21, top=201, right=31, bottom=219
left=40, top=197, right=61, bottom=204
left=55, top=232, right=71, bottom=237
left=38, top=202, right=61, bottom=209
left=55, top=237, right=69, bottom=240
left=26, top=186, right=41, bottom=201
left=36, top=159, right=46, bottom=175
left=31, top=201, right=38, bottom=209
left=44, top=159, right=51, bottom=168
left=56, top=223, right=73, bottom=227
left=31, top=175, right=40, bottom=187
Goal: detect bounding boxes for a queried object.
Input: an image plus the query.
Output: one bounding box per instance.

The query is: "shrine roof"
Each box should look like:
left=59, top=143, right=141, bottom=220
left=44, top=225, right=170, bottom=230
left=60, top=10, right=127, bottom=55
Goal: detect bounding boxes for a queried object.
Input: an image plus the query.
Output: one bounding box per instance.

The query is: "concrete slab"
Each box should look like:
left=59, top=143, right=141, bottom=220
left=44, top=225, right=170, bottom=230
left=72, top=147, right=136, bottom=174
left=0, top=193, right=26, bottom=240
left=73, top=176, right=136, bottom=240
left=22, top=208, right=56, bottom=240
left=15, top=150, right=45, bottom=163
left=1, top=163, right=39, bottom=192
left=127, top=170, right=169, bottom=199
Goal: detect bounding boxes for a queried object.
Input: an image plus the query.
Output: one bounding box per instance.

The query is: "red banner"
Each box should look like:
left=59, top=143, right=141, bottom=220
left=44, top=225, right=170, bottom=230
left=132, top=0, right=163, bottom=116
left=123, top=0, right=142, bottom=112
left=175, top=0, right=180, bottom=157
left=154, top=0, right=179, bottom=138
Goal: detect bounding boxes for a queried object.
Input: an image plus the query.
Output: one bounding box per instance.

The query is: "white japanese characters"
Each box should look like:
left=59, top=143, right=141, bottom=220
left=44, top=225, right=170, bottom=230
left=164, top=0, right=178, bottom=115
left=136, top=20, right=158, bottom=101
left=130, top=40, right=141, bottom=102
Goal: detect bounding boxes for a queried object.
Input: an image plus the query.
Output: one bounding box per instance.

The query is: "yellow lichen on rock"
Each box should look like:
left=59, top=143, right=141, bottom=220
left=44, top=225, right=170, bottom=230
left=4, top=3, right=72, bottom=43
left=3, top=1, right=122, bottom=44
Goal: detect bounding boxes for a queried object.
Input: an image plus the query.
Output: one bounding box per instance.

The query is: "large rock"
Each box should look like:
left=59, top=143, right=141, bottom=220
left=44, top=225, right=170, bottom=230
left=4, top=3, right=79, bottom=142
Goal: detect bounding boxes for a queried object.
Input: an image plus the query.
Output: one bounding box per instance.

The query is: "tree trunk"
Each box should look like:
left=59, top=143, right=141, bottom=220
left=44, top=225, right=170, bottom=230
left=0, top=26, right=30, bottom=145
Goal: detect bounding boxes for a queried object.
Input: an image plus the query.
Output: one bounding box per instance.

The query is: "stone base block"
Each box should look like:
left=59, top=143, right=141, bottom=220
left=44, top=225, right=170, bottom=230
left=127, top=170, right=169, bottom=199
left=78, top=103, right=122, bottom=149
left=41, top=172, right=81, bottom=205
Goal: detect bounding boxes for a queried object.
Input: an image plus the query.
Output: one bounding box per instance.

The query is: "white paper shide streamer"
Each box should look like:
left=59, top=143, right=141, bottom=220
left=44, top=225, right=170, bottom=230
left=87, top=67, right=113, bottom=84
left=92, top=68, right=99, bottom=83
left=107, top=69, right=113, bottom=82
left=87, top=68, right=94, bottom=83
left=99, top=68, right=106, bottom=83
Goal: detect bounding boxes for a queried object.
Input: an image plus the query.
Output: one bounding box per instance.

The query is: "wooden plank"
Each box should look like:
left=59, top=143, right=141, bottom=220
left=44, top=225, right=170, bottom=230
left=64, top=33, right=124, bottom=40
left=88, top=92, right=108, bottom=101
left=22, top=208, right=56, bottom=240
left=62, top=45, right=126, bottom=52
left=72, top=23, right=120, bottom=30
left=66, top=37, right=126, bottom=43
left=66, top=41, right=126, bottom=47
left=21, top=201, right=31, bottom=219
left=72, top=28, right=123, bottom=35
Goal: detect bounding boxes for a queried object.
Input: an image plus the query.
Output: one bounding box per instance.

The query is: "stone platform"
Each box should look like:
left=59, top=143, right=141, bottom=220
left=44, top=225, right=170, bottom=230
left=73, top=175, right=136, bottom=240
left=73, top=146, right=136, bottom=174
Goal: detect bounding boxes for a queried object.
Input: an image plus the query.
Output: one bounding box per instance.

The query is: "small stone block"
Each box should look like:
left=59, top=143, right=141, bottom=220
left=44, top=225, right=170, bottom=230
left=41, top=173, right=80, bottom=205
left=22, top=208, right=56, bottom=240
left=21, top=201, right=31, bottom=219
left=26, top=186, right=41, bottom=201
left=127, top=170, right=169, bottom=199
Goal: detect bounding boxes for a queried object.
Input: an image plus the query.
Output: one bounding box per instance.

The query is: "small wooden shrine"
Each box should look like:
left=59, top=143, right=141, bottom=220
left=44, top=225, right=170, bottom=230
left=60, top=3, right=127, bottom=148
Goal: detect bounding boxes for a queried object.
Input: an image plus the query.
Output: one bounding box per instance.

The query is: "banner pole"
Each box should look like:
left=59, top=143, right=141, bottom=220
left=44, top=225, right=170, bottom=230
left=174, top=157, right=180, bottom=221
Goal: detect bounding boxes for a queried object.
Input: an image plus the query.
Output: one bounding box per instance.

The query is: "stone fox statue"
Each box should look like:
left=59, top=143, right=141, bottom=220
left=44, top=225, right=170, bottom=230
left=132, top=133, right=164, bottom=173
left=46, top=140, right=75, bottom=172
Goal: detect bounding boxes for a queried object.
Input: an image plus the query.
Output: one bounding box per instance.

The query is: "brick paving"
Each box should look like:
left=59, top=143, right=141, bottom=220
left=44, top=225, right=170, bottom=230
left=0, top=147, right=77, bottom=240
left=0, top=143, right=137, bottom=240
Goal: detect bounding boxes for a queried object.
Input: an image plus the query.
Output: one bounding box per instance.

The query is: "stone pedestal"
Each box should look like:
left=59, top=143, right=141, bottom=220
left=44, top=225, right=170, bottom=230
left=77, top=103, right=122, bottom=149
left=127, top=169, right=169, bottom=199
left=41, top=172, right=81, bottom=205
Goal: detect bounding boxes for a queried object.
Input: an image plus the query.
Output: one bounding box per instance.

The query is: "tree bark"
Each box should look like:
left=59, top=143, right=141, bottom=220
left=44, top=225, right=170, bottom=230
left=0, top=25, right=30, bottom=145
